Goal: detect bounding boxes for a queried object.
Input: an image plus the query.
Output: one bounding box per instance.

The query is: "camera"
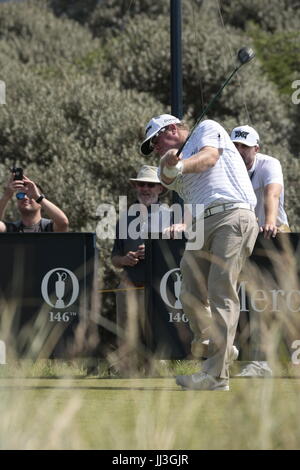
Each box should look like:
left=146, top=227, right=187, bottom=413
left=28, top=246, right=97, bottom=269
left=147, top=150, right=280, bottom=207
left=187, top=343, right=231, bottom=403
left=11, top=167, right=23, bottom=181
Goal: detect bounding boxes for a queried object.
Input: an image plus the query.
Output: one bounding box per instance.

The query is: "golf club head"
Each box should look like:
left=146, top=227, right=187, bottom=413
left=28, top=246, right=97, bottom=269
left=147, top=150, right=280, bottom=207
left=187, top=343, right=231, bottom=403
left=237, top=47, right=255, bottom=65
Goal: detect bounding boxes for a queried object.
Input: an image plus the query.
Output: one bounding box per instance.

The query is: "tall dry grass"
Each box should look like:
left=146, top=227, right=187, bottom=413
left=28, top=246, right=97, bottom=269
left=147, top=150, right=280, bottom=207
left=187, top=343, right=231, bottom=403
left=0, top=234, right=300, bottom=449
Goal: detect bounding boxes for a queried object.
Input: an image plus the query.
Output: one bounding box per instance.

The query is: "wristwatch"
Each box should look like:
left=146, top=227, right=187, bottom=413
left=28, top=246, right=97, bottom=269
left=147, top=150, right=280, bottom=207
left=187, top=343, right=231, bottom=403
left=35, top=194, right=45, bottom=203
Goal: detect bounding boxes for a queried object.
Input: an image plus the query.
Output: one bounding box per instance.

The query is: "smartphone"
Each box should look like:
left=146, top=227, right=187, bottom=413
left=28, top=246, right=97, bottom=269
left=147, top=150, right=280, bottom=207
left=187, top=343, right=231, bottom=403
left=12, top=167, right=23, bottom=181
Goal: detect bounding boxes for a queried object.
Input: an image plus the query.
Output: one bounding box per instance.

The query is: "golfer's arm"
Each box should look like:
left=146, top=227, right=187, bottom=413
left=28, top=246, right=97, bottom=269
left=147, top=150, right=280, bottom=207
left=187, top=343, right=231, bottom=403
left=158, top=162, right=179, bottom=187
left=182, top=146, right=220, bottom=173
left=159, top=146, right=220, bottom=186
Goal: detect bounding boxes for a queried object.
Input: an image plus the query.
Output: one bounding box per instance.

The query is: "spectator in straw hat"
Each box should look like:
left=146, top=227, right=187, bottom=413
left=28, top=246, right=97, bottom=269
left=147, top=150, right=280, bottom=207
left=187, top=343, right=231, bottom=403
left=111, top=164, right=171, bottom=374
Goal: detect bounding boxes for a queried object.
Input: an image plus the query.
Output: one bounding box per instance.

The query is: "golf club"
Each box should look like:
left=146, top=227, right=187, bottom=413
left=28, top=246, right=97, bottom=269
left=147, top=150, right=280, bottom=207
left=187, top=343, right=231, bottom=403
left=176, top=46, right=255, bottom=156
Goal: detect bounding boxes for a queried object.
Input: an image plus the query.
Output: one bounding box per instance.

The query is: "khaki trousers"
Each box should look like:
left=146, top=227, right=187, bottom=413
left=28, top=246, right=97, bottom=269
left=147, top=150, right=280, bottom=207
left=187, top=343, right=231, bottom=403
left=180, top=208, right=259, bottom=379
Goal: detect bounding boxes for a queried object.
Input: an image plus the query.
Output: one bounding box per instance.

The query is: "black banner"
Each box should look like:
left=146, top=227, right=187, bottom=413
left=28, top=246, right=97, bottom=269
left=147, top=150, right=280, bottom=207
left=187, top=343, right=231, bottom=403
left=145, top=233, right=300, bottom=362
left=1, top=232, right=300, bottom=363
left=0, top=233, right=98, bottom=359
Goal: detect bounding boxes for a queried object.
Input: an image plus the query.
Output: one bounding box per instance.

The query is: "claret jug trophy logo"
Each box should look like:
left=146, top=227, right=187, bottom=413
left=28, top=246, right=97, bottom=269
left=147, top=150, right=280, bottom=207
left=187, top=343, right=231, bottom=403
left=41, top=268, right=79, bottom=309
left=160, top=268, right=183, bottom=309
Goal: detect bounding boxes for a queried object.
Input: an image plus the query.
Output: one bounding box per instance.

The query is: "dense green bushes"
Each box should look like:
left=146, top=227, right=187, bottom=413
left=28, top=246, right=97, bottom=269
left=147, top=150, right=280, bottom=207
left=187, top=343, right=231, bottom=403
left=220, top=0, right=300, bottom=32
left=0, top=0, right=299, bottom=335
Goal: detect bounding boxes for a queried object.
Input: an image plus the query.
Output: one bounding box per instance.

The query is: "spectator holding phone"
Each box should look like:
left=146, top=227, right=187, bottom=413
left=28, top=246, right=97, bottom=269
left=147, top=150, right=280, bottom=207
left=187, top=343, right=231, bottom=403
left=0, top=171, right=69, bottom=233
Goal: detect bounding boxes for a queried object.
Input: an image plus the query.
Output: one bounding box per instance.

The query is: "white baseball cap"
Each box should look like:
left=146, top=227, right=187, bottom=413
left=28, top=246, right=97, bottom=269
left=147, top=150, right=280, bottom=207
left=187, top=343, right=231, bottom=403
left=140, top=114, right=181, bottom=155
left=230, top=125, right=260, bottom=147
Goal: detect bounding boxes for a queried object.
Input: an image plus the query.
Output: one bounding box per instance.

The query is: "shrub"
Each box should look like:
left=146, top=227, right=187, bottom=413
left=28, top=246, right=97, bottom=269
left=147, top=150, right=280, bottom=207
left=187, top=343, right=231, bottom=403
left=219, top=0, right=300, bottom=33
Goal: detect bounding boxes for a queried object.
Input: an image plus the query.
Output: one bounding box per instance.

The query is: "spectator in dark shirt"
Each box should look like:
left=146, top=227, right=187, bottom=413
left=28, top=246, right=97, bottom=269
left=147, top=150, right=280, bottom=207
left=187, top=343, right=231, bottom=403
left=111, top=165, right=171, bottom=374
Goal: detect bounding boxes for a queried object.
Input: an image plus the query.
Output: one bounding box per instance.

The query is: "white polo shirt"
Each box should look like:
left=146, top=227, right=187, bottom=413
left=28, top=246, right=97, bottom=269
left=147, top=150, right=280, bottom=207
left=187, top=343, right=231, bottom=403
left=160, top=119, right=257, bottom=210
left=248, top=153, right=288, bottom=227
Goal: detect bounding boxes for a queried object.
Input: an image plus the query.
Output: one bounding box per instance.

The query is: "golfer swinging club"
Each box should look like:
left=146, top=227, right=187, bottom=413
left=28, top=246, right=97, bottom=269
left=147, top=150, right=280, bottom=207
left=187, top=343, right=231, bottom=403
left=140, top=114, right=258, bottom=391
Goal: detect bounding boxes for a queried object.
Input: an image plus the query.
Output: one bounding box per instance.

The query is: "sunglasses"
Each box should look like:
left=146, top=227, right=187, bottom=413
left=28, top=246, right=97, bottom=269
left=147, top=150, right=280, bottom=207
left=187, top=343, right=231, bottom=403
left=150, top=127, right=168, bottom=147
left=16, top=192, right=27, bottom=200
left=136, top=182, right=157, bottom=188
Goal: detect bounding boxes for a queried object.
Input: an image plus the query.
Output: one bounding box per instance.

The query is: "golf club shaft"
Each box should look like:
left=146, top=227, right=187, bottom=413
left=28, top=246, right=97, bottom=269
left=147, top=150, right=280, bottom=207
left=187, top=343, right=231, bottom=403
left=176, top=62, right=243, bottom=157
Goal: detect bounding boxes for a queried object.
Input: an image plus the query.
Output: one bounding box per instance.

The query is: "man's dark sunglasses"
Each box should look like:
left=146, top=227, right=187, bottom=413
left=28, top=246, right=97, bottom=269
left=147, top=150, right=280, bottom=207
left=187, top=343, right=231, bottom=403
left=16, top=192, right=27, bottom=200
left=136, top=182, right=157, bottom=188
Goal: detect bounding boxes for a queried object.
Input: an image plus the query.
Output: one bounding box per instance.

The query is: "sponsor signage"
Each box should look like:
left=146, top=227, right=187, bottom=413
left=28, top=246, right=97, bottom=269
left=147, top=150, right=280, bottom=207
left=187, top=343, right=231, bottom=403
left=0, top=233, right=97, bottom=359
left=145, top=239, right=193, bottom=358
left=145, top=234, right=300, bottom=360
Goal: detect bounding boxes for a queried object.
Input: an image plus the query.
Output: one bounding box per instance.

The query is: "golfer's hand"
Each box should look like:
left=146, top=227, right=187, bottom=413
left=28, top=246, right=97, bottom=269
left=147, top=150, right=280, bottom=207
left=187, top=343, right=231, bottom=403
left=161, top=149, right=181, bottom=167
left=160, top=149, right=183, bottom=184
